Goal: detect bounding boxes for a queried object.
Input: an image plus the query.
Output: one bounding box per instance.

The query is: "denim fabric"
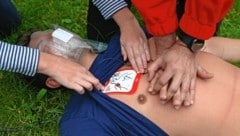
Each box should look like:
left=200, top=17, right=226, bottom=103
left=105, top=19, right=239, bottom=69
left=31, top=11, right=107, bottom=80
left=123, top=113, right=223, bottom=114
left=0, top=0, right=21, bottom=38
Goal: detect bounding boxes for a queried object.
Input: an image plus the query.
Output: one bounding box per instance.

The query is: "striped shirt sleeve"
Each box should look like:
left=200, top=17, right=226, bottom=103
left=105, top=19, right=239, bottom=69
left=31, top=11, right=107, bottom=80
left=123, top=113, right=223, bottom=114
left=0, top=41, right=39, bottom=76
left=91, top=0, right=128, bottom=19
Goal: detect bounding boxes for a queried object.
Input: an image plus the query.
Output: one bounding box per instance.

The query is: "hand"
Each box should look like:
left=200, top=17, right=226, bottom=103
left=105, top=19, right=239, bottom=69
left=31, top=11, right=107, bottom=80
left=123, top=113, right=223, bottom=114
left=148, top=40, right=213, bottom=107
left=152, top=33, right=176, bottom=58
left=113, top=7, right=150, bottom=73
left=38, top=52, right=104, bottom=94
left=147, top=68, right=186, bottom=108
left=120, top=20, right=150, bottom=73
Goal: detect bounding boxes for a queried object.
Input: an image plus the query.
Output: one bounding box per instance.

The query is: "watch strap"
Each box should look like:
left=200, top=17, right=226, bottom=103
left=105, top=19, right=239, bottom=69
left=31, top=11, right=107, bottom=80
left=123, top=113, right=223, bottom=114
left=178, top=29, right=195, bottom=50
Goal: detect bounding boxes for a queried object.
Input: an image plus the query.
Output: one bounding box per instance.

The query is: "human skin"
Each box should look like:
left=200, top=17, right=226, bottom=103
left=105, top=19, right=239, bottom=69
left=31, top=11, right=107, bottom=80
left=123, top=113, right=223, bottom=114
left=29, top=30, right=104, bottom=94
left=203, top=37, right=240, bottom=62
left=112, top=7, right=150, bottom=73
left=109, top=41, right=240, bottom=136
left=148, top=34, right=213, bottom=109
left=29, top=31, right=240, bottom=136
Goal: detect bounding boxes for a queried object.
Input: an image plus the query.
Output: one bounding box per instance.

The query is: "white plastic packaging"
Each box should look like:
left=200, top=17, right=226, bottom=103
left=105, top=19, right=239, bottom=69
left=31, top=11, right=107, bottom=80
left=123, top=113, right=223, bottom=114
left=37, top=27, right=93, bottom=61
left=52, top=28, right=93, bottom=60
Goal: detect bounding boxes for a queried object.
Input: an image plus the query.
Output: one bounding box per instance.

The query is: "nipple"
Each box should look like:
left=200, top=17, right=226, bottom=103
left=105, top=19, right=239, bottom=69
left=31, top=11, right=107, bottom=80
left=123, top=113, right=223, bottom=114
left=137, top=94, right=147, bottom=104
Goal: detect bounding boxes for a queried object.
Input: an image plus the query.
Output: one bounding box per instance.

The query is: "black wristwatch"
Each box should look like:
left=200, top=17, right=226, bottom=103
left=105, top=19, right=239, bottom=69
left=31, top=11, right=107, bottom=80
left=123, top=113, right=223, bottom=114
left=178, top=29, right=204, bottom=52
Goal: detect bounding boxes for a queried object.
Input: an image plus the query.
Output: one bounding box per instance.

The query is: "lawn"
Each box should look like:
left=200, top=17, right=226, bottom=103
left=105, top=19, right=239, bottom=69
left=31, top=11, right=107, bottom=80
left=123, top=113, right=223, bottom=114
left=0, top=0, right=240, bottom=135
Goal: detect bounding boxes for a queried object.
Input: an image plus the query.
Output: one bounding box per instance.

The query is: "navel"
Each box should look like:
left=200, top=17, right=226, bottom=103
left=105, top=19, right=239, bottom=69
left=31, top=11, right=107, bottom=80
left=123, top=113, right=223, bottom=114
left=137, top=94, right=147, bottom=104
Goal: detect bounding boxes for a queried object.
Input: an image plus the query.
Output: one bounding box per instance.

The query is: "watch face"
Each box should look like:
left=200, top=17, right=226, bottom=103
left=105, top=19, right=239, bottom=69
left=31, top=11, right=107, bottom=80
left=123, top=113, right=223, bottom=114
left=191, top=39, right=204, bottom=52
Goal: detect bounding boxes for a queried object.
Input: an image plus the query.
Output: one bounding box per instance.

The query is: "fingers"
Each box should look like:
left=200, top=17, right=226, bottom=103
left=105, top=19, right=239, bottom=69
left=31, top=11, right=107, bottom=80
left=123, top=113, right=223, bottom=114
left=125, top=45, right=140, bottom=73
left=73, top=84, right=85, bottom=94
left=72, top=76, right=104, bottom=95
left=68, top=71, right=104, bottom=95
left=165, top=72, right=181, bottom=98
left=51, top=57, right=104, bottom=95
left=156, top=73, right=195, bottom=109
left=179, top=75, right=191, bottom=105
left=189, top=77, right=196, bottom=105
left=148, top=57, right=163, bottom=81
left=148, top=69, right=162, bottom=92
left=148, top=71, right=195, bottom=109
left=160, top=86, right=184, bottom=110
left=169, top=73, right=195, bottom=107
left=120, top=31, right=150, bottom=73
left=121, top=42, right=149, bottom=73
left=159, top=84, right=168, bottom=103
left=172, top=87, right=193, bottom=109
left=88, top=78, right=105, bottom=91
left=143, top=40, right=151, bottom=61
left=182, top=79, right=195, bottom=107
left=142, top=41, right=151, bottom=69
left=172, top=89, right=182, bottom=109
left=78, top=71, right=105, bottom=91
left=121, top=45, right=127, bottom=61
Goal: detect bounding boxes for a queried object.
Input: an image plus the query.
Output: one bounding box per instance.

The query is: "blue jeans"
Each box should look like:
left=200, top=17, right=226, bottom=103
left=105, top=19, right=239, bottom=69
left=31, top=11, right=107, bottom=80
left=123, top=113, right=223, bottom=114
left=0, top=0, right=21, bottom=38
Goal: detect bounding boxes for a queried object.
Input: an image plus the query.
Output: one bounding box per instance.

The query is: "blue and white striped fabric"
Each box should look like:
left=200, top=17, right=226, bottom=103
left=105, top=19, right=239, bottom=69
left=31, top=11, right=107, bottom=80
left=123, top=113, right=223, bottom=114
left=0, top=41, right=39, bottom=76
left=91, top=0, right=127, bottom=19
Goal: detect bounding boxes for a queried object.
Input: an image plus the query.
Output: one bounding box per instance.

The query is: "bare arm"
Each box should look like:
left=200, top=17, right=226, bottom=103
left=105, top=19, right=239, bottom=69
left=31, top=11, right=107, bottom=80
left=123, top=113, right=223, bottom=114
left=203, top=37, right=240, bottom=62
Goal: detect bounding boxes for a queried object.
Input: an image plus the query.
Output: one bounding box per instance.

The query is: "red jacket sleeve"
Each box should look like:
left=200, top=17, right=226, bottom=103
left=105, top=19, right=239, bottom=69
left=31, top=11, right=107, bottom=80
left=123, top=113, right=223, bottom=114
left=180, top=0, right=234, bottom=40
left=132, top=0, right=234, bottom=40
left=132, top=0, right=178, bottom=36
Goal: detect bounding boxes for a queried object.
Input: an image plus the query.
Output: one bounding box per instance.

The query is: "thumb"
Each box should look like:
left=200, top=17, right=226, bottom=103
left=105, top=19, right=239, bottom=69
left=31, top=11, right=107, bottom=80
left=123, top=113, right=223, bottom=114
left=197, top=65, right=214, bottom=79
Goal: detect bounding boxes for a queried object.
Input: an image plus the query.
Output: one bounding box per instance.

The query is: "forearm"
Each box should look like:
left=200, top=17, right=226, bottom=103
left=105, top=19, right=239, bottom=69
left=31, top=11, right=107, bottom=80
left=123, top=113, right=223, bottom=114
left=180, top=0, right=234, bottom=40
left=37, top=52, right=60, bottom=76
left=0, top=41, right=39, bottom=76
left=132, top=0, right=178, bottom=36
left=112, top=7, right=138, bottom=30
left=91, top=0, right=128, bottom=19
left=203, top=37, right=240, bottom=61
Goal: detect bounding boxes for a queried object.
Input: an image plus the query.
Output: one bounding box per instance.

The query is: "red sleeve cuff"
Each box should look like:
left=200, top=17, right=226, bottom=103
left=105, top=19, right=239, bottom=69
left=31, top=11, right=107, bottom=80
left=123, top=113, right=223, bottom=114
left=179, top=14, right=216, bottom=40
left=146, top=15, right=178, bottom=36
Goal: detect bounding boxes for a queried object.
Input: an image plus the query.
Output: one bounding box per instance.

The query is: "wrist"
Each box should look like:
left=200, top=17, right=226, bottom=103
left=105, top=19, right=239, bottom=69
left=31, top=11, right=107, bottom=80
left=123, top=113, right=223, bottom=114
left=37, top=52, right=56, bottom=75
left=178, top=29, right=204, bottom=52
left=112, top=7, right=136, bottom=28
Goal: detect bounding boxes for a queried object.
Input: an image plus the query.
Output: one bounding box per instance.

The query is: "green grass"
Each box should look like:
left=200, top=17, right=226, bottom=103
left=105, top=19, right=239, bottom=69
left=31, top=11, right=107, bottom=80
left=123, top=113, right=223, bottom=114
left=0, top=0, right=240, bottom=135
left=218, top=1, right=240, bottom=38
left=1, top=1, right=89, bottom=135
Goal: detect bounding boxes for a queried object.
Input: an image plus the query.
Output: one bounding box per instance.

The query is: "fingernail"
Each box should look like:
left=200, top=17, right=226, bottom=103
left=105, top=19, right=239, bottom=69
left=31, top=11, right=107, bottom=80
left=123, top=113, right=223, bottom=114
left=191, top=100, right=194, bottom=105
left=184, top=101, right=190, bottom=106
left=100, top=86, right=105, bottom=91
left=161, top=95, right=167, bottom=100
left=79, top=90, right=84, bottom=94
left=148, top=88, right=152, bottom=92
left=175, top=106, right=180, bottom=110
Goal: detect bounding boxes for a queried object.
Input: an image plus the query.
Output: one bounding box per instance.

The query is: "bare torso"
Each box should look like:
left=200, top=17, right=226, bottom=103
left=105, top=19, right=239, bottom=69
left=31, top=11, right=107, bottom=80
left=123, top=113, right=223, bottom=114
left=108, top=52, right=240, bottom=136
left=29, top=30, right=240, bottom=135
